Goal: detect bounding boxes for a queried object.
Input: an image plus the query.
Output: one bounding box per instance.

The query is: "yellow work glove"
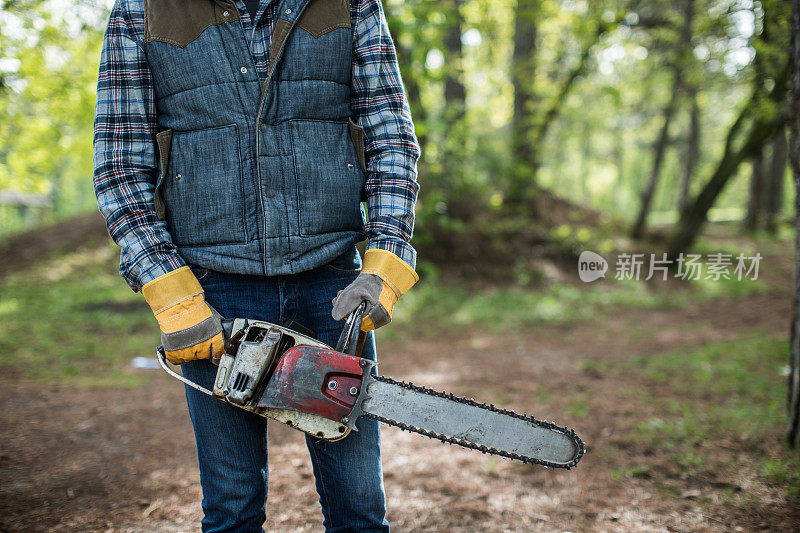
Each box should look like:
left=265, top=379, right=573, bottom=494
left=331, top=249, right=419, bottom=332
left=142, top=266, right=225, bottom=364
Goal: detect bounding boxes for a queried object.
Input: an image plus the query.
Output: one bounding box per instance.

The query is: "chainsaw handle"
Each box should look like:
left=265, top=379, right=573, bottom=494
left=155, top=345, right=214, bottom=396
left=335, top=301, right=368, bottom=357
left=221, top=318, right=236, bottom=341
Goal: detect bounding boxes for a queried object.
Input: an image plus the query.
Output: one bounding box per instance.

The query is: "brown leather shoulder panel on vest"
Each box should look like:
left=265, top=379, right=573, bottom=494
left=267, top=18, right=293, bottom=81
left=144, top=0, right=240, bottom=48
left=296, top=0, right=351, bottom=38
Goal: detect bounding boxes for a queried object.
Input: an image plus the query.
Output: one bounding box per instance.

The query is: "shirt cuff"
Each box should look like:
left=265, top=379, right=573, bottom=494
left=365, top=238, right=417, bottom=272
left=128, top=253, right=186, bottom=292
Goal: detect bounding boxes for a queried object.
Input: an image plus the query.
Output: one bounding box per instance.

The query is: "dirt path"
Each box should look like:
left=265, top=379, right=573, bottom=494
left=2, top=267, right=797, bottom=532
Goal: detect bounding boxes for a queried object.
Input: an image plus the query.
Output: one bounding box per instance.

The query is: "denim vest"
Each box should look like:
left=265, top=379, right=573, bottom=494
left=144, top=0, right=367, bottom=276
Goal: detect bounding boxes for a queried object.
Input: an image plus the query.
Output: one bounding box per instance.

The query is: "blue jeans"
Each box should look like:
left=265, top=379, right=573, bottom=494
left=180, top=249, right=389, bottom=532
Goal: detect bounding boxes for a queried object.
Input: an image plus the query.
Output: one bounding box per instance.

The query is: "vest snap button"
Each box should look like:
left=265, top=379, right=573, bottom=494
left=176, top=173, right=182, bottom=181
left=285, top=9, right=292, bottom=14
left=240, top=66, right=248, bottom=74
left=347, top=163, right=354, bottom=170
left=223, top=10, right=229, bottom=17
left=260, top=123, right=267, bottom=132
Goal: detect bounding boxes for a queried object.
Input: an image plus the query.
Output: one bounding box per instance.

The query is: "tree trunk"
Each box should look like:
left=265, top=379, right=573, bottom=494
left=441, top=0, right=466, bottom=197
left=786, top=0, right=800, bottom=449
left=744, top=149, right=766, bottom=231
left=631, top=80, right=680, bottom=239
left=506, top=4, right=617, bottom=204
left=443, top=0, right=466, bottom=125
left=766, top=127, right=788, bottom=232
left=679, top=89, right=700, bottom=215
left=631, top=0, right=692, bottom=238
left=580, top=122, right=591, bottom=202
left=613, top=125, right=625, bottom=211
left=667, top=107, right=787, bottom=258
left=508, top=0, right=540, bottom=201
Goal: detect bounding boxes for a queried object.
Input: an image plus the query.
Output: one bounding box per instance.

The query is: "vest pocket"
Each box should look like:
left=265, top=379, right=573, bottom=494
left=347, top=117, right=367, bottom=175
left=289, top=119, right=366, bottom=236
left=154, top=129, right=172, bottom=220
left=162, top=123, right=247, bottom=246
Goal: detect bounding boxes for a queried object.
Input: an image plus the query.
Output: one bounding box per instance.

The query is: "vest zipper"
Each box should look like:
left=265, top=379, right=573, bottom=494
left=254, top=2, right=312, bottom=268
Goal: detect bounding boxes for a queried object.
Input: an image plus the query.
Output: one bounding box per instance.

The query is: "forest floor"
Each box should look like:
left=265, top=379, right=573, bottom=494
left=1, top=214, right=799, bottom=532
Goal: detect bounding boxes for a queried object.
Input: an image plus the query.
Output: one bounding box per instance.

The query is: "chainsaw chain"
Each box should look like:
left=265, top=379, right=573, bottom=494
left=363, top=374, right=585, bottom=469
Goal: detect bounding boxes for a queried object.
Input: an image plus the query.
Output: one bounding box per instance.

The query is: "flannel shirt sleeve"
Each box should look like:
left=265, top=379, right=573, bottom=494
left=351, top=0, right=422, bottom=270
left=92, top=0, right=185, bottom=292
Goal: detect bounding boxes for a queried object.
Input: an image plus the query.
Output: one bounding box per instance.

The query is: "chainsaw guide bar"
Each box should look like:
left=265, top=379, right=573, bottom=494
left=363, top=375, right=584, bottom=469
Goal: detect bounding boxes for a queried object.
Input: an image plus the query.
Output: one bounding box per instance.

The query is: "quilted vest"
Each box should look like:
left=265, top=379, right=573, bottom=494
left=144, top=0, right=368, bottom=276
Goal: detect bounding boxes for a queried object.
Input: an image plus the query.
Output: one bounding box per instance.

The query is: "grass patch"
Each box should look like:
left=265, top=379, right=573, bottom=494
left=762, top=454, right=800, bottom=498
left=629, top=333, right=798, bottom=491
left=610, top=464, right=652, bottom=480
left=633, top=335, right=787, bottom=438
left=387, top=263, right=768, bottom=338
left=579, top=358, right=617, bottom=377
left=632, top=334, right=788, bottom=440
left=634, top=404, right=709, bottom=450
left=403, top=226, right=788, bottom=337
left=0, top=243, right=159, bottom=386
left=566, top=393, right=590, bottom=419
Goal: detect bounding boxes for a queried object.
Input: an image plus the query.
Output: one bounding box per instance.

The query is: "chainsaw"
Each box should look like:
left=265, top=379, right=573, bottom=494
left=156, top=302, right=585, bottom=469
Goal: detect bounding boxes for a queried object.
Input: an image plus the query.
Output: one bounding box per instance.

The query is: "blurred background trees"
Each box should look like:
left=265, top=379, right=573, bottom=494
left=1, top=2, right=799, bottom=521
left=0, top=0, right=107, bottom=232
left=0, top=0, right=793, bottom=265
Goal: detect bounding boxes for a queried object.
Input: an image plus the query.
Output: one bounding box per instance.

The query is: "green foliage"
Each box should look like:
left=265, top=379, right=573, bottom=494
left=566, top=392, right=589, bottom=419
left=0, top=2, right=107, bottom=233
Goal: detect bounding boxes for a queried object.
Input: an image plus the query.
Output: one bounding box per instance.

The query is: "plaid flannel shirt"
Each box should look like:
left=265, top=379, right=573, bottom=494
left=93, top=0, right=421, bottom=291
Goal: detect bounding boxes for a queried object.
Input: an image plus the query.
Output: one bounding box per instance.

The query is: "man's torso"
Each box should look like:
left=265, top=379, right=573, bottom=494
left=141, top=0, right=368, bottom=277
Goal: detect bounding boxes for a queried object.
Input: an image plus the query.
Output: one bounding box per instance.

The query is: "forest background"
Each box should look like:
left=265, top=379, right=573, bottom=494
left=1, top=1, right=799, bottom=531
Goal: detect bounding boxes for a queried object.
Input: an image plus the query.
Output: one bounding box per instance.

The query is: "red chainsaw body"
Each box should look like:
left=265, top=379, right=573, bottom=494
left=257, top=345, right=366, bottom=423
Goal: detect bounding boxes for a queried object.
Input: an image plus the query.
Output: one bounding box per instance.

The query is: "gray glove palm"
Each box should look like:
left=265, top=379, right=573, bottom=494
left=161, top=303, right=225, bottom=365
left=331, top=273, right=391, bottom=329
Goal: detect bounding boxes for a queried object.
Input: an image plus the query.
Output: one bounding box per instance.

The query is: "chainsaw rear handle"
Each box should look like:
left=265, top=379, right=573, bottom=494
left=335, top=301, right=368, bottom=357
left=221, top=318, right=236, bottom=342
